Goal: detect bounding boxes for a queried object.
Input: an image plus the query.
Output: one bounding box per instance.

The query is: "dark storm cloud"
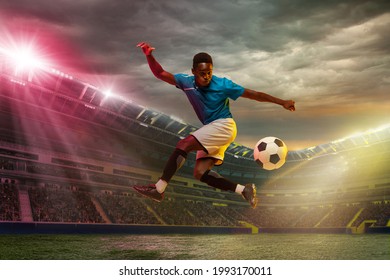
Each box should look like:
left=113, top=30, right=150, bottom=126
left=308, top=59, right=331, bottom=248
left=2, top=0, right=387, bottom=70
left=0, top=0, right=389, bottom=150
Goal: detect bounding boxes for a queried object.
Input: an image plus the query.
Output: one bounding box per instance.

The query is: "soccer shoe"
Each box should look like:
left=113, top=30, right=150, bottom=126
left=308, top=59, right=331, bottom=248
left=242, top=183, right=258, bottom=209
left=133, top=184, right=164, bottom=202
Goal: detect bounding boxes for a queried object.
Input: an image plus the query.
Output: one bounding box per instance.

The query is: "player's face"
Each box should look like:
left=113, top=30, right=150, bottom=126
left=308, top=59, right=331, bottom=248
left=192, top=63, right=213, bottom=87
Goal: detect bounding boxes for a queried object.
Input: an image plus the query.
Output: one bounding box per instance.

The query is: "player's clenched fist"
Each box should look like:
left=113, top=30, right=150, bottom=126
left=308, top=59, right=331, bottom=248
left=137, top=42, right=155, bottom=56
left=283, top=100, right=295, bottom=111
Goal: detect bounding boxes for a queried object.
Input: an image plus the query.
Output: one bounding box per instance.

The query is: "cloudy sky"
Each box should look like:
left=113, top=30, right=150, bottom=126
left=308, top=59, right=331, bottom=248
left=0, top=0, right=389, bottom=151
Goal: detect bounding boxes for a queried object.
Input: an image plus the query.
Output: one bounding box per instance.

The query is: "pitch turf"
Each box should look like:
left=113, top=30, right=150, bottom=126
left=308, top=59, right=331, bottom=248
left=0, top=235, right=163, bottom=260
left=1, top=233, right=389, bottom=260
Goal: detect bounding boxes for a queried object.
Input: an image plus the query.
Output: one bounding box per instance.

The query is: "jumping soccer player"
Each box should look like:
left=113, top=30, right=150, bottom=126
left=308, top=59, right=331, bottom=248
left=134, top=42, right=295, bottom=208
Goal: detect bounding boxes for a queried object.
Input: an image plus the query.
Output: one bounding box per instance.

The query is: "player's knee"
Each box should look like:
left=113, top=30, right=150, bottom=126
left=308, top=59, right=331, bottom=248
left=176, top=135, right=201, bottom=152
left=176, top=137, right=191, bottom=151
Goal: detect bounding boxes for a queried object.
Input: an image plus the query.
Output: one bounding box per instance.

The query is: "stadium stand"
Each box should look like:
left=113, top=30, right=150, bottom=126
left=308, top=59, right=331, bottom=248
left=0, top=49, right=389, bottom=234
left=0, top=179, right=20, bottom=221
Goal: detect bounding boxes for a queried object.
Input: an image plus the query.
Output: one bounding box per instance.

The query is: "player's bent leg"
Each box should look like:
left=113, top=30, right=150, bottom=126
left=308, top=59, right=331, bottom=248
left=160, top=135, right=204, bottom=183
left=160, top=148, right=188, bottom=183
left=199, top=170, right=237, bottom=192
left=195, top=159, right=258, bottom=208
left=176, top=135, right=205, bottom=152
left=195, top=158, right=235, bottom=191
left=133, top=136, right=204, bottom=202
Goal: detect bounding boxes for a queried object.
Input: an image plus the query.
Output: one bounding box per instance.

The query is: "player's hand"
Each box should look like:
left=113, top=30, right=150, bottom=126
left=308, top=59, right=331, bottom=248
left=137, top=42, right=155, bottom=56
left=283, top=100, right=295, bottom=111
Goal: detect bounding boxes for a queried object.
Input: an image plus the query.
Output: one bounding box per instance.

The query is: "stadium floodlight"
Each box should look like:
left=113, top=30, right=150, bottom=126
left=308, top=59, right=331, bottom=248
left=103, top=89, right=113, bottom=98
left=7, top=46, right=45, bottom=71
left=0, top=45, right=47, bottom=82
left=98, top=89, right=116, bottom=107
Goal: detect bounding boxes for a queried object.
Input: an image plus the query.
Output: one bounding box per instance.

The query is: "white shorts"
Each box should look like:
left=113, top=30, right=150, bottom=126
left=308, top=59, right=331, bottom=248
left=191, top=118, right=237, bottom=166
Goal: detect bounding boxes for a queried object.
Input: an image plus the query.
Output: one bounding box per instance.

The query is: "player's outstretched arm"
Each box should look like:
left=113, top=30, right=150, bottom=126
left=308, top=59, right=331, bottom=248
left=137, top=42, right=176, bottom=86
left=242, top=88, right=295, bottom=111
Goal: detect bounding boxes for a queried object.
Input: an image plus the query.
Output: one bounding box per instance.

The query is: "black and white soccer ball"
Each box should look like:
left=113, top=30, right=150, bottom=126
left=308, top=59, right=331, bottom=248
left=253, top=136, right=288, bottom=170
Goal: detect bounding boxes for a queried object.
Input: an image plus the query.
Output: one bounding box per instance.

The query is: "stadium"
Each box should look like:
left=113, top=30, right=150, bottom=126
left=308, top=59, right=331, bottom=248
left=0, top=45, right=389, bottom=260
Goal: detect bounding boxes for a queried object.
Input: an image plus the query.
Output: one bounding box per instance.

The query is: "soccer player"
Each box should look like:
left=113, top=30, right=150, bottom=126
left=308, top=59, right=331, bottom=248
left=134, top=42, right=295, bottom=208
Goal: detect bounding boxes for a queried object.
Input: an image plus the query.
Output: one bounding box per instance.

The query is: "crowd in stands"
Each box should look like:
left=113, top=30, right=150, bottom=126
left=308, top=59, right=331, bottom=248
left=148, top=199, right=240, bottom=227
left=28, top=185, right=103, bottom=223
left=0, top=179, right=20, bottom=221
left=95, top=192, right=160, bottom=224
left=293, top=207, right=330, bottom=228
left=319, top=205, right=360, bottom=227
left=351, top=202, right=390, bottom=227
left=2, top=180, right=389, bottom=229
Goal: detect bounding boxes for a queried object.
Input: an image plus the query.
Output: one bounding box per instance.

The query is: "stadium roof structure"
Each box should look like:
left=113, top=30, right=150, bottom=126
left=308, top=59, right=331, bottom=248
left=1, top=47, right=389, bottom=163
left=289, top=124, right=390, bottom=161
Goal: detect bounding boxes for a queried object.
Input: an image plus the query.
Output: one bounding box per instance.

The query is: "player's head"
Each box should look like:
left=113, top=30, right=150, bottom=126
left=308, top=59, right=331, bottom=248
left=192, top=52, right=213, bottom=87
left=192, top=52, right=213, bottom=69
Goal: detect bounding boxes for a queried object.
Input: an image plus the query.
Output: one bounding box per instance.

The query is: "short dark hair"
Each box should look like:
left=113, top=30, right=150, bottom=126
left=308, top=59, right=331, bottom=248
left=192, top=52, right=213, bottom=69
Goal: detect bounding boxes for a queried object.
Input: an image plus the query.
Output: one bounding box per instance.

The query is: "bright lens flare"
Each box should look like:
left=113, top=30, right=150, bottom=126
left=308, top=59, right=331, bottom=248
left=0, top=46, right=45, bottom=72
left=11, top=47, right=44, bottom=70
left=103, top=89, right=113, bottom=98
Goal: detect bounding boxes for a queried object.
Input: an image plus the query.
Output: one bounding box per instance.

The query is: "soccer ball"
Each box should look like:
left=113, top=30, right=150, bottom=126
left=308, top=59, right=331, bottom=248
left=253, top=136, right=288, bottom=170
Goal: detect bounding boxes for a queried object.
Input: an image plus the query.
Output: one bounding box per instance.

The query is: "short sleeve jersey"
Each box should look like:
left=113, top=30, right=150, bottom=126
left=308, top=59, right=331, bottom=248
left=174, top=74, right=245, bottom=125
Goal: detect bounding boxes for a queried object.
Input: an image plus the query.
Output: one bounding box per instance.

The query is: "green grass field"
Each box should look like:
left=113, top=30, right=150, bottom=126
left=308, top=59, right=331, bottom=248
left=0, top=235, right=164, bottom=260
left=1, top=233, right=389, bottom=260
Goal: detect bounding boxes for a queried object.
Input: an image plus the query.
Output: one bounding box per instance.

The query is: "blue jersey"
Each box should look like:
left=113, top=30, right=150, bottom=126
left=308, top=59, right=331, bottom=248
left=174, top=73, right=245, bottom=125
